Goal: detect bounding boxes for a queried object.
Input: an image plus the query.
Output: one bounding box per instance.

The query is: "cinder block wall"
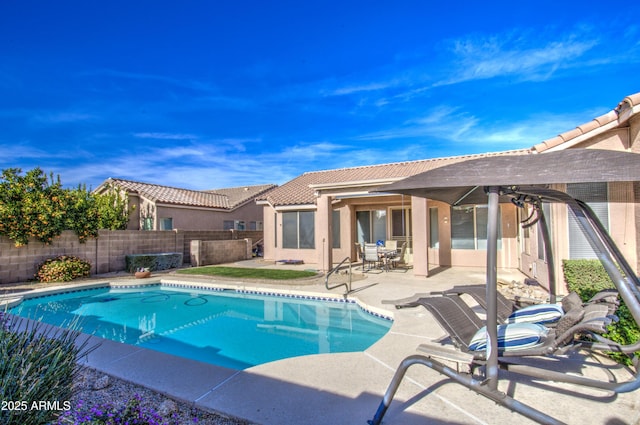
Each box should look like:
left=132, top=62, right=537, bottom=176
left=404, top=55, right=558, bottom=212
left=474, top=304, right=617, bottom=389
left=0, top=230, right=262, bottom=284
left=94, top=230, right=184, bottom=274
left=181, top=230, right=263, bottom=264
left=0, top=231, right=98, bottom=284
left=190, top=239, right=252, bottom=267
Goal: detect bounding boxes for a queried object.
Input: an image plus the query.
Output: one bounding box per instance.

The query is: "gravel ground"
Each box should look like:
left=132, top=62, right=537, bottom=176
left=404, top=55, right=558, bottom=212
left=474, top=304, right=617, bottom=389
left=63, top=367, right=254, bottom=425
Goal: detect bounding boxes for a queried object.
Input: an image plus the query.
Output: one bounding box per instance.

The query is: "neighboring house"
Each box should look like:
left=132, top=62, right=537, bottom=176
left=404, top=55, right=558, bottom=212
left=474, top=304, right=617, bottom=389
left=94, top=178, right=276, bottom=231
left=258, top=92, right=640, bottom=292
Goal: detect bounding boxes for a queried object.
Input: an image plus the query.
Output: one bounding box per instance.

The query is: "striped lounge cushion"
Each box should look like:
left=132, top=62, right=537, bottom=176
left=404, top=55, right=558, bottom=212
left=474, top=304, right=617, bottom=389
left=507, top=303, right=564, bottom=325
left=468, top=323, right=549, bottom=352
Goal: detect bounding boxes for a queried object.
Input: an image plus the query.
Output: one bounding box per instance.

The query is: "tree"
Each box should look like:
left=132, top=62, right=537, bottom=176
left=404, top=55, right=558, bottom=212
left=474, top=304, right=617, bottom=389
left=0, top=168, right=130, bottom=247
left=94, top=183, right=131, bottom=230
left=64, top=185, right=100, bottom=242
left=0, top=168, right=66, bottom=246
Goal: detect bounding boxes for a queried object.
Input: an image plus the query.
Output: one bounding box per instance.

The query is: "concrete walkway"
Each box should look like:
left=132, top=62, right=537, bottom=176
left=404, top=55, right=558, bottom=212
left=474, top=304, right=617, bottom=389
left=9, top=264, right=640, bottom=424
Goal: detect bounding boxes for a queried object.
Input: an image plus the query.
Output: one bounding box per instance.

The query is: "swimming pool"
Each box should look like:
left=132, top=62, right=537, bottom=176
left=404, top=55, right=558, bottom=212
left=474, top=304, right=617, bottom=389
left=9, top=284, right=392, bottom=370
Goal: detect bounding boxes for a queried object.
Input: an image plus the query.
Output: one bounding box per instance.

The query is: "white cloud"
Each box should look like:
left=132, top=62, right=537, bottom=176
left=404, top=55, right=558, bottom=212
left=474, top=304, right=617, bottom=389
left=33, top=111, right=97, bottom=124
left=327, top=81, right=396, bottom=96
left=352, top=102, right=601, bottom=153
left=438, top=31, right=598, bottom=86
left=133, top=132, right=198, bottom=140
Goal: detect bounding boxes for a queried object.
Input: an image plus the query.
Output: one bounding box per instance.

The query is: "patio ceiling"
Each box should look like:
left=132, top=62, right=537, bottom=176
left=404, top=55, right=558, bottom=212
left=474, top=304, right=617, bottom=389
left=374, top=149, right=640, bottom=205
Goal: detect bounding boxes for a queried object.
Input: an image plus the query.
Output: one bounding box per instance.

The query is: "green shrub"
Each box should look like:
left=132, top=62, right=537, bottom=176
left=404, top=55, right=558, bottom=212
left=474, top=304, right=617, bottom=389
left=562, top=259, right=640, bottom=365
left=36, top=255, right=91, bottom=282
left=0, top=313, right=94, bottom=425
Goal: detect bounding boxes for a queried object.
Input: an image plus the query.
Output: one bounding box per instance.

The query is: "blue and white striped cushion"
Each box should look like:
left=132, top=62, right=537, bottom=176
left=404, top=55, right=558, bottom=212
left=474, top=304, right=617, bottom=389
left=468, top=323, right=549, bottom=352
left=507, top=303, right=564, bottom=325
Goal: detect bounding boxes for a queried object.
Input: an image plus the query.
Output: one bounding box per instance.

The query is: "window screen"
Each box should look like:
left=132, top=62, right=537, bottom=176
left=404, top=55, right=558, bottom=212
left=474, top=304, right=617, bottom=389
left=567, top=183, right=609, bottom=259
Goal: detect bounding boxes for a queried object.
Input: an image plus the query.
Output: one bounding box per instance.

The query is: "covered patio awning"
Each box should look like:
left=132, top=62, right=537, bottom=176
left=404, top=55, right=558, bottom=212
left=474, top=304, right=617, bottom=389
left=375, top=149, right=640, bottom=205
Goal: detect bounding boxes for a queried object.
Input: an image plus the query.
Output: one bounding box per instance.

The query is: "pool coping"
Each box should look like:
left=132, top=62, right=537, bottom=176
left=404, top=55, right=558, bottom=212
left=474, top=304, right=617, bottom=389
left=3, top=276, right=395, bottom=321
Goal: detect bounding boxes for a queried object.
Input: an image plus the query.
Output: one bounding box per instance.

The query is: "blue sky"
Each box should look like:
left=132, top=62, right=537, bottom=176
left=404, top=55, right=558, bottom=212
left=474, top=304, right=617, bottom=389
left=1, top=1, right=639, bottom=190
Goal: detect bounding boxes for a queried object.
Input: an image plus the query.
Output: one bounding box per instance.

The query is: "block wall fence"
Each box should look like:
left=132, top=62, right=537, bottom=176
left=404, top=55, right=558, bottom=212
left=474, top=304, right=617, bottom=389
left=0, top=229, right=263, bottom=284
left=190, top=239, right=253, bottom=267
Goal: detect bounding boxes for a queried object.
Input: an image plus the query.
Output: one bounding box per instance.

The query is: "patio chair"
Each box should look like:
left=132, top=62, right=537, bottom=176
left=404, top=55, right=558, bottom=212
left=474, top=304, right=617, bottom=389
left=389, top=242, right=407, bottom=270
left=384, top=240, right=397, bottom=251
left=363, top=243, right=382, bottom=272
left=355, top=242, right=364, bottom=269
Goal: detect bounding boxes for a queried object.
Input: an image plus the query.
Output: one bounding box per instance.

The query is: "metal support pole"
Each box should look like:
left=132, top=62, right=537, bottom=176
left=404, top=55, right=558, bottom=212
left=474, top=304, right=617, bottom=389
left=485, top=186, right=499, bottom=390
left=538, top=206, right=557, bottom=303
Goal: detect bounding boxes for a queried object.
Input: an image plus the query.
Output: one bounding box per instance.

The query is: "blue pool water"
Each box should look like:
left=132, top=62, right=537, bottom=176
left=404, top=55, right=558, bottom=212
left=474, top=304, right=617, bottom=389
left=9, top=285, right=392, bottom=370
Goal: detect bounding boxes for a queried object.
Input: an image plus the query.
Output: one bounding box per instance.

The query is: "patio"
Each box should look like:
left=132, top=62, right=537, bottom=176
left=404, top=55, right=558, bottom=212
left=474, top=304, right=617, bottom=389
left=65, top=263, right=639, bottom=425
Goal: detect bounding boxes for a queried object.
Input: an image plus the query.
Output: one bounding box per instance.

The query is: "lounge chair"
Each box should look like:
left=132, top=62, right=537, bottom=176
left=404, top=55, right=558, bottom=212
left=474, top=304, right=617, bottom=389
left=401, top=294, right=614, bottom=360
left=387, top=285, right=619, bottom=325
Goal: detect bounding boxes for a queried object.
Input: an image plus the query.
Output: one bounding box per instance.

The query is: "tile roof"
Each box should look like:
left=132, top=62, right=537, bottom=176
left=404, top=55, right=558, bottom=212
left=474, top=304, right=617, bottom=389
left=99, top=179, right=276, bottom=210
left=533, top=91, right=640, bottom=153
left=207, top=184, right=277, bottom=208
left=259, top=149, right=530, bottom=207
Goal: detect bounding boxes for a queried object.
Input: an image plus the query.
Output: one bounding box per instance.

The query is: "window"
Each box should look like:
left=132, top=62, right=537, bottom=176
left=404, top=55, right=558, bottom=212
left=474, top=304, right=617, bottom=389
left=283, top=211, right=315, bottom=249
left=567, top=182, right=609, bottom=259
left=391, top=208, right=411, bottom=238
left=429, top=207, right=439, bottom=248
left=332, top=210, right=341, bottom=249
left=248, top=221, right=263, bottom=231
left=451, top=205, right=502, bottom=250
left=356, top=210, right=386, bottom=245
left=159, top=217, right=173, bottom=230
left=142, top=217, right=153, bottom=230
left=224, top=220, right=248, bottom=230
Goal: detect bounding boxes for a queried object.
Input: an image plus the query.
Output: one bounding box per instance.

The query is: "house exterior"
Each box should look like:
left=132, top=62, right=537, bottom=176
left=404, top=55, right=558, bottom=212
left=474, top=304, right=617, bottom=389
left=94, top=178, right=276, bottom=231
left=258, top=92, right=640, bottom=292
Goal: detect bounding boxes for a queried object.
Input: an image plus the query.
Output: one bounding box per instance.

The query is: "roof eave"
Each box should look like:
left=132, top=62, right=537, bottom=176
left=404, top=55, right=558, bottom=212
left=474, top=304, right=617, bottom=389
left=155, top=202, right=230, bottom=211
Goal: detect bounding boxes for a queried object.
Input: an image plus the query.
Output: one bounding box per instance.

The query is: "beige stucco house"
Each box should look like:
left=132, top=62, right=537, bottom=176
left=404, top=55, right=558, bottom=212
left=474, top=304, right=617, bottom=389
left=95, top=178, right=276, bottom=231
left=258, top=92, right=640, bottom=292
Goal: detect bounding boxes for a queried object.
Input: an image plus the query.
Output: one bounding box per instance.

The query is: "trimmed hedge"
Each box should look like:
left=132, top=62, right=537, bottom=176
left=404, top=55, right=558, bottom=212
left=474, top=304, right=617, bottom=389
left=562, top=259, right=640, bottom=365
left=125, top=252, right=183, bottom=273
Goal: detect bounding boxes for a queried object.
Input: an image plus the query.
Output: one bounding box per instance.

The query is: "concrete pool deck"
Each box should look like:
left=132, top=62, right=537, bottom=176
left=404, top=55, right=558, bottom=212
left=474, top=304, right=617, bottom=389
left=4, top=264, right=640, bottom=424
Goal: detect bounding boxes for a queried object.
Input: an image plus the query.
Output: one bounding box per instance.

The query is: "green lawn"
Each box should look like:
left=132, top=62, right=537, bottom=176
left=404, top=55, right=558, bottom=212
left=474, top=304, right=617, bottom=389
left=176, top=266, right=318, bottom=280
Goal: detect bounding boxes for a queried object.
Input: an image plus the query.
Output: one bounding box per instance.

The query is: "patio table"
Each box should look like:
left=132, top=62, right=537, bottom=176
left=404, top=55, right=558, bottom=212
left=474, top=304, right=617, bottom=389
left=377, top=248, right=398, bottom=272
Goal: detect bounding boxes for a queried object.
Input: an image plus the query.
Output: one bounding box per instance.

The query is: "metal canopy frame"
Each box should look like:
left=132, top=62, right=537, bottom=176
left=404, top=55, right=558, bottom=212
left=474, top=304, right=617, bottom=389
left=368, top=150, right=640, bottom=425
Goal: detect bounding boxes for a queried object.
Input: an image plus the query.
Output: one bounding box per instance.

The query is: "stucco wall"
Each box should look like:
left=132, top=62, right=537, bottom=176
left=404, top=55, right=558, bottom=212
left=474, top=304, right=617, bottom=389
left=134, top=198, right=264, bottom=231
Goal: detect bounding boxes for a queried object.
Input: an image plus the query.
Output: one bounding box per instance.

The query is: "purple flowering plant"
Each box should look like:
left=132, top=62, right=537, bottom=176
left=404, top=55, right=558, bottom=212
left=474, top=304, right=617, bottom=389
left=0, top=311, right=10, bottom=331
left=55, top=395, right=189, bottom=425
